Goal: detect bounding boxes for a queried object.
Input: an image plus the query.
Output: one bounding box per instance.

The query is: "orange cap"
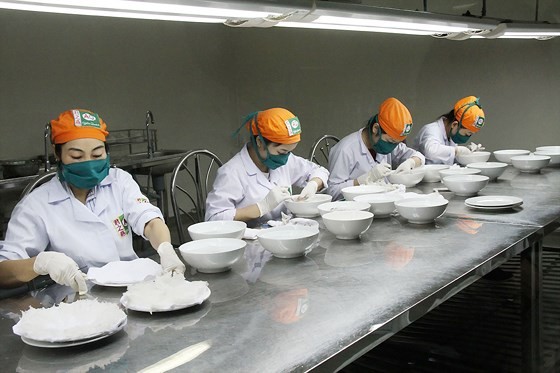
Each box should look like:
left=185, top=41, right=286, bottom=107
left=377, top=98, right=413, bottom=141
left=454, top=96, right=485, bottom=133
left=50, top=109, right=109, bottom=144
left=246, top=108, right=301, bottom=144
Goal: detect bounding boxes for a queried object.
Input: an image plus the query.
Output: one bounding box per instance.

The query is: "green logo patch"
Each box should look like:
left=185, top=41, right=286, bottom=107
left=72, top=110, right=101, bottom=128
left=474, top=116, right=485, bottom=128
left=285, top=117, right=302, bottom=137
left=401, top=123, right=413, bottom=136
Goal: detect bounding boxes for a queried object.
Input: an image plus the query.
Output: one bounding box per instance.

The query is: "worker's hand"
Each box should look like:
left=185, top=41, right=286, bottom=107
left=395, top=158, right=417, bottom=174
left=468, top=142, right=485, bottom=152
left=157, top=242, right=186, bottom=275
left=33, top=252, right=88, bottom=295
left=297, top=180, right=319, bottom=201
left=455, top=146, right=471, bottom=156
left=357, top=163, right=392, bottom=185
left=257, top=186, right=291, bottom=217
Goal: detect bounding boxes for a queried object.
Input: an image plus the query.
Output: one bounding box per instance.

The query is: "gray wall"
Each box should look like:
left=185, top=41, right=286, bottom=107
left=1, top=9, right=559, bottom=163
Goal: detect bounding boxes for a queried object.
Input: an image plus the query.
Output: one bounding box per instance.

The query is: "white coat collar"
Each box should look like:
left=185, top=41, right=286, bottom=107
left=240, top=144, right=261, bottom=177
left=239, top=143, right=276, bottom=188
left=48, top=169, right=116, bottom=204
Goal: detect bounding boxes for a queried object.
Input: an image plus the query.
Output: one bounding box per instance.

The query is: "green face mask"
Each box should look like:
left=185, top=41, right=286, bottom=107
left=251, top=136, right=290, bottom=170
left=59, top=156, right=110, bottom=189
left=367, top=118, right=399, bottom=155
left=451, top=126, right=471, bottom=144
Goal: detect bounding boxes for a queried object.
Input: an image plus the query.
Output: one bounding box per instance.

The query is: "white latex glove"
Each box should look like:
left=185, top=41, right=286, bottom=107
left=33, top=252, right=88, bottom=295
left=157, top=242, right=186, bottom=275
left=357, top=163, right=392, bottom=185
left=256, top=186, right=291, bottom=217
left=297, top=180, right=319, bottom=201
left=455, top=146, right=472, bottom=156
left=395, top=158, right=417, bottom=174
left=468, top=142, right=485, bottom=152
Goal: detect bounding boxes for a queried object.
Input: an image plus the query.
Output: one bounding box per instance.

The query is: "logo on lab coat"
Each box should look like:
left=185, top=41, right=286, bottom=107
left=285, top=117, right=301, bottom=137
left=112, top=214, right=130, bottom=238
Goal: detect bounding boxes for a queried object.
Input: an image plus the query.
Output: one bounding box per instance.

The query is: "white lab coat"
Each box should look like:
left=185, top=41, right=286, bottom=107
left=413, top=118, right=457, bottom=165
left=205, top=144, right=329, bottom=228
left=327, top=128, right=425, bottom=200
left=0, top=168, right=163, bottom=270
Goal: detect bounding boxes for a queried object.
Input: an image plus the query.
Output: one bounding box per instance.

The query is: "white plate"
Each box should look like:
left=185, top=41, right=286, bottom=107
left=120, top=275, right=211, bottom=313
left=20, top=319, right=126, bottom=348
left=465, top=195, right=523, bottom=210
left=87, top=258, right=163, bottom=287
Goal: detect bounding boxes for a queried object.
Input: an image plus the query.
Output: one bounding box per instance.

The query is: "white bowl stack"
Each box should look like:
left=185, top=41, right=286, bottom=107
left=387, top=167, right=426, bottom=187
left=493, top=149, right=530, bottom=164
left=188, top=221, right=247, bottom=241
left=535, top=146, right=560, bottom=167
left=317, top=201, right=371, bottom=216
left=456, top=151, right=491, bottom=166
left=284, top=194, right=333, bottom=218
left=341, top=185, right=392, bottom=201
left=353, top=193, right=400, bottom=218
left=442, top=174, right=490, bottom=197
left=466, top=162, right=508, bottom=181
left=322, top=210, right=374, bottom=239
left=395, top=198, right=448, bottom=224
left=422, top=164, right=450, bottom=183
left=257, top=225, right=319, bottom=258
left=179, top=238, right=246, bottom=273
left=511, top=154, right=551, bottom=173
left=439, top=167, right=481, bottom=179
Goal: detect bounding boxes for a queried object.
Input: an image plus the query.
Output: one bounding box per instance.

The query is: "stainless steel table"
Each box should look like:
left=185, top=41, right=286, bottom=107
left=0, top=166, right=559, bottom=373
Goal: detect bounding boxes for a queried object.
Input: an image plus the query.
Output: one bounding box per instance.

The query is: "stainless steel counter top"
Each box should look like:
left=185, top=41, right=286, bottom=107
left=0, top=167, right=559, bottom=372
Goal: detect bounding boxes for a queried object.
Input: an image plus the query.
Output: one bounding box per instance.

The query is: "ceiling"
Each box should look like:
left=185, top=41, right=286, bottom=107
left=321, top=0, right=560, bottom=23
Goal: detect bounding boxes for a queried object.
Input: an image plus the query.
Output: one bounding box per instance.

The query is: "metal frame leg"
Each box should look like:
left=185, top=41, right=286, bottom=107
left=521, top=238, right=543, bottom=373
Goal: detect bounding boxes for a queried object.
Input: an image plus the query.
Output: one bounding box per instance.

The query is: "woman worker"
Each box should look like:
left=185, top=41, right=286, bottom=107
left=205, top=107, right=329, bottom=228
left=413, top=96, right=486, bottom=165
left=0, top=109, right=185, bottom=293
left=327, top=97, right=425, bottom=200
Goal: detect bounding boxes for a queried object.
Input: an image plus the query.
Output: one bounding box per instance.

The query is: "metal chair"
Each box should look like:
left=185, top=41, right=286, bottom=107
left=170, top=150, right=223, bottom=243
left=20, top=171, right=57, bottom=199
left=308, top=135, right=340, bottom=168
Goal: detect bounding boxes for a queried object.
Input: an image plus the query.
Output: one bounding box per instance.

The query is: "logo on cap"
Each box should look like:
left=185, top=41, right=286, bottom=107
left=285, top=117, right=302, bottom=137
left=401, top=123, right=413, bottom=136
left=474, top=116, right=485, bottom=129
left=72, top=110, right=101, bottom=128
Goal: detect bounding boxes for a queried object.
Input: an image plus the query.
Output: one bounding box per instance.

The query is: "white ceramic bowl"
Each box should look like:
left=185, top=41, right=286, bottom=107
left=257, top=225, right=319, bottom=258
left=353, top=194, right=400, bottom=218
left=456, top=151, right=491, bottom=166
left=188, top=221, right=247, bottom=241
left=322, top=210, right=374, bottom=240
left=179, top=238, right=246, bottom=273
left=395, top=198, right=448, bottom=224
left=439, top=167, right=481, bottom=179
left=341, top=185, right=392, bottom=201
left=284, top=194, right=333, bottom=218
left=493, top=149, right=530, bottom=164
left=466, top=162, right=508, bottom=180
left=442, top=174, right=490, bottom=197
left=536, top=146, right=560, bottom=153
left=511, top=154, right=551, bottom=173
left=422, top=164, right=450, bottom=183
left=317, top=201, right=371, bottom=216
left=535, top=150, right=560, bottom=166
left=387, top=168, right=426, bottom=187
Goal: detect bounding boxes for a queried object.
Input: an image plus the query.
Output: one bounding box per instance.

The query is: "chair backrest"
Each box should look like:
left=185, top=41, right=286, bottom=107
left=308, top=135, right=340, bottom=168
left=20, top=171, right=57, bottom=199
left=170, top=150, right=223, bottom=244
